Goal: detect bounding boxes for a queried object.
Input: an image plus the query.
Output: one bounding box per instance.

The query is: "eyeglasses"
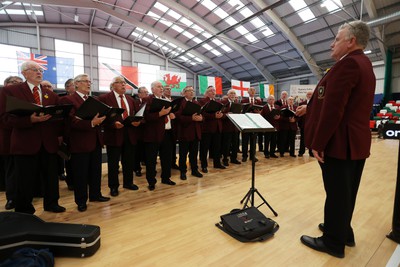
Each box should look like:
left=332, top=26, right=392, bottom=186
left=8, top=80, right=22, bottom=84
left=78, top=80, right=92, bottom=83
left=114, top=81, right=126, bottom=84
left=26, top=68, right=44, bottom=73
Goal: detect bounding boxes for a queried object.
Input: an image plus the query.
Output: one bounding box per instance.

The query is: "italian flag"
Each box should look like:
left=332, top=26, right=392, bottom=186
left=198, top=75, right=222, bottom=95
left=259, top=83, right=275, bottom=99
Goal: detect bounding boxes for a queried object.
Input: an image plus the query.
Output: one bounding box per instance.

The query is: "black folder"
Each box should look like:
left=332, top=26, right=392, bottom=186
left=242, top=103, right=264, bottom=113
left=149, top=97, right=172, bottom=112
left=229, top=103, right=243, bottom=114
left=6, top=95, right=73, bottom=119
left=270, top=109, right=280, bottom=117
left=182, top=101, right=201, bottom=116
left=75, top=96, right=124, bottom=120
left=280, top=108, right=296, bottom=117
left=123, top=103, right=146, bottom=126
left=170, top=97, right=184, bottom=113
left=202, top=100, right=223, bottom=113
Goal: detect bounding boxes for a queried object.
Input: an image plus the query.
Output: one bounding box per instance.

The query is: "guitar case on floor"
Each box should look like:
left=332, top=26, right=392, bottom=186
left=0, top=212, right=100, bottom=261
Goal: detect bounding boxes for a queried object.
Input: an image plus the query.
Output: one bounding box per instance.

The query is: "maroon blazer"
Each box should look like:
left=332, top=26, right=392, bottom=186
left=133, top=98, right=146, bottom=141
left=198, top=97, right=223, bottom=133
left=297, top=100, right=307, bottom=129
left=261, top=104, right=280, bottom=129
left=220, top=99, right=238, bottom=133
left=0, top=82, right=62, bottom=155
left=143, top=95, right=166, bottom=143
left=175, top=98, right=202, bottom=141
left=98, top=92, right=138, bottom=146
left=305, top=49, right=376, bottom=160
left=275, top=99, right=287, bottom=107
left=241, top=97, right=262, bottom=105
left=59, top=92, right=103, bottom=153
left=279, top=105, right=298, bottom=131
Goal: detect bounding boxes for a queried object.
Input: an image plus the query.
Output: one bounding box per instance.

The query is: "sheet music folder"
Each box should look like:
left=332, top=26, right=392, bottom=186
left=6, top=95, right=72, bottom=119
left=123, top=103, right=146, bottom=126
left=75, top=96, right=124, bottom=120
left=182, top=101, right=201, bottom=115
left=227, top=113, right=275, bottom=133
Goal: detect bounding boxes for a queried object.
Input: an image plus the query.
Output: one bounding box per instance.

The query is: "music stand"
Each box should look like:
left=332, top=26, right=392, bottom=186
left=227, top=113, right=278, bottom=216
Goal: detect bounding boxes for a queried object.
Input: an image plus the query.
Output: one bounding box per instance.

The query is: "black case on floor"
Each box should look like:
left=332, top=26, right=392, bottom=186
left=0, top=212, right=100, bottom=261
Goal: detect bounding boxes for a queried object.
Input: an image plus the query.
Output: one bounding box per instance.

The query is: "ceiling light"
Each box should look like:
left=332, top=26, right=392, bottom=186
left=74, top=15, right=79, bottom=22
left=107, top=23, right=112, bottom=29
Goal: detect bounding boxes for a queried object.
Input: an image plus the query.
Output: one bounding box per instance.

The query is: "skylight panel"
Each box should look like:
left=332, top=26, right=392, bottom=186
left=169, top=43, right=177, bottom=48
left=159, top=19, right=173, bottom=27
left=245, top=34, right=258, bottom=43
left=187, top=53, right=195, bottom=58
left=32, top=11, right=43, bottom=16
left=221, top=45, right=232, bottom=52
left=251, top=18, right=264, bottom=28
left=182, top=31, right=194, bottom=39
left=214, top=7, right=229, bottom=19
left=135, top=27, right=145, bottom=32
left=162, top=46, right=169, bottom=51
left=262, top=27, right=274, bottom=37
left=194, top=57, right=203, bottom=63
left=228, top=0, right=244, bottom=10
left=22, top=3, right=41, bottom=7
left=298, top=9, right=315, bottom=22
left=131, top=32, right=140, bottom=37
left=5, top=9, right=26, bottom=15
left=289, top=0, right=307, bottom=10
left=191, top=24, right=204, bottom=33
left=202, top=32, right=212, bottom=39
left=167, top=9, right=181, bottom=20
left=236, top=25, right=249, bottom=35
left=225, top=17, right=237, bottom=26
left=211, top=49, right=222, bottom=56
left=212, top=39, right=223, bottom=46
left=192, top=37, right=202, bottom=44
left=240, top=7, right=253, bottom=17
left=321, top=0, right=343, bottom=12
left=171, top=25, right=184, bottom=33
left=148, top=11, right=161, bottom=20
left=153, top=2, right=169, bottom=13
left=180, top=17, right=193, bottom=27
left=141, top=37, right=153, bottom=43
left=180, top=56, right=189, bottom=61
left=202, top=44, right=213, bottom=50
left=200, top=0, right=217, bottom=11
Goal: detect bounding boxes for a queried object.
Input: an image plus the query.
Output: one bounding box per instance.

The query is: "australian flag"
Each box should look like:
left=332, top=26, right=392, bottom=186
left=17, top=51, right=74, bottom=85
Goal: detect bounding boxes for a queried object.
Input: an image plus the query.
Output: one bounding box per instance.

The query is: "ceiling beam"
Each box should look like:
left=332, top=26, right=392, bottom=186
left=19, top=0, right=233, bottom=80
left=363, top=0, right=387, bottom=61
left=251, top=0, right=323, bottom=80
left=159, top=0, right=276, bottom=83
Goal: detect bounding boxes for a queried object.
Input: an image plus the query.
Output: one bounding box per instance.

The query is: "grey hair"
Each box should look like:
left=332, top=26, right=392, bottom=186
left=151, top=81, right=162, bottom=89
left=74, top=74, right=90, bottom=83
left=340, top=20, right=370, bottom=48
left=20, top=61, right=36, bottom=71
left=4, top=76, right=23, bottom=85
left=111, top=76, right=125, bottom=84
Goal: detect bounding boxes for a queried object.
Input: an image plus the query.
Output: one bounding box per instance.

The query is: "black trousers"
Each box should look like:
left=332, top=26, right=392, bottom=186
left=320, top=156, right=365, bottom=254
left=179, top=139, right=199, bottom=173
left=241, top=133, right=255, bottom=159
left=70, top=145, right=102, bottom=206
left=134, top=140, right=145, bottom=173
left=106, top=132, right=136, bottom=189
left=264, top=131, right=277, bottom=157
left=298, top=127, right=305, bottom=155
left=200, top=132, right=222, bottom=168
left=159, top=130, right=173, bottom=181
left=14, top=147, right=60, bottom=214
left=279, top=129, right=296, bottom=155
left=222, top=132, right=239, bottom=161
left=3, top=155, right=15, bottom=201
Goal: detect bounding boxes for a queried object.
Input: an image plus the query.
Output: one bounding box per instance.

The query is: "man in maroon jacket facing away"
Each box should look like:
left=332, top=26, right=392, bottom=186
left=0, top=61, right=65, bottom=214
left=299, top=21, right=376, bottom=258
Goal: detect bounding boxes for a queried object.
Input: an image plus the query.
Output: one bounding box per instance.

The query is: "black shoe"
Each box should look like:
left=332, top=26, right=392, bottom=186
left=191, top=170, right=203, bottom=178
left=265, top=155, right=270, bottom=159
left=242, top=157, right=248, bottom=162
left=300, top=235, right=344, bottom=258
left=148, top=184, right=155, bottom=191
left=5, top=200, right=15, bottom=210
left=162, top=179, right=176, bottom=185
left=123, top=184, right=139, bottom=190
left=77, top=204, right=87, bottom=212
left=318, top=223, right=355, bottom=247
left=214, top=164, right=226, bottom=169
left=230, top=159, right=241, bottom=164
left=222, top=160, right=229, bottom=166
left=298, top=153, right=304, bottom=157
left=259, top=148, right=264, bottom=152
left=309, top=152, right=314, bottom=157
left=290, top=154, right=297, bottom=158
left=44, top=204, right=66, bottom=213
left=270, top=154, right=278, bottom=158
left=89, top=196, right=110, bottom=202
left=180, top=173, right=187, bottom=180
left=59, top=174, right=66, bottom=181
left=172, top=163, right=180, bottom=170
left=110, top=188, right=119, bottom=196
left=250, top=157, right=259, bottom=162
left=201, top=167, right=208, bottom=173
left=280, top=154, right=284, bottom=157
left=135, top=171, right=142, bottom=177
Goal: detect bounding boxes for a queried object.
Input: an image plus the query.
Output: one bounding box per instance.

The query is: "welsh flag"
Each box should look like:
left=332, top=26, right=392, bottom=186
left=259, top=83, right=275, bottom=98
left=198, top=75, right=222, bottom=95
left=231, top=79, right=250, bottom=97
left=158, top=70, right=187, bottom=93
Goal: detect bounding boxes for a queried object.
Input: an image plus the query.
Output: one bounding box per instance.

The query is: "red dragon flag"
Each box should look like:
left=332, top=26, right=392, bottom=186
left=231, top=79, right=250, bottom=97
left=157, top=70, right=187, bottom=93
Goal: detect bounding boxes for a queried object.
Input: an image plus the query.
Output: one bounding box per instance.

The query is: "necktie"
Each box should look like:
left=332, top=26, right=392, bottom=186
left=269, top=105, right=272, bottom=111
left=33, top=86, right=41, bottom=105
left=165, top=115, right=169, bottom=124
left=251, top=98, right=254, bottom=105
left=119, top=95, right=128, bottom=119
left=83, top=95, right=88, bottom=100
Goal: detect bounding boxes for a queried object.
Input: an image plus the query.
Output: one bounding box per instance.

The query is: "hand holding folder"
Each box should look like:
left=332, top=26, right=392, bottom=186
left=75, top=96, right=124, bottom=120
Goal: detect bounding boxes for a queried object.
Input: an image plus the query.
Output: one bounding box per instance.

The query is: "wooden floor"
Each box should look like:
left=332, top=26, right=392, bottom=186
left=0, top=136, right=398, bottom=266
